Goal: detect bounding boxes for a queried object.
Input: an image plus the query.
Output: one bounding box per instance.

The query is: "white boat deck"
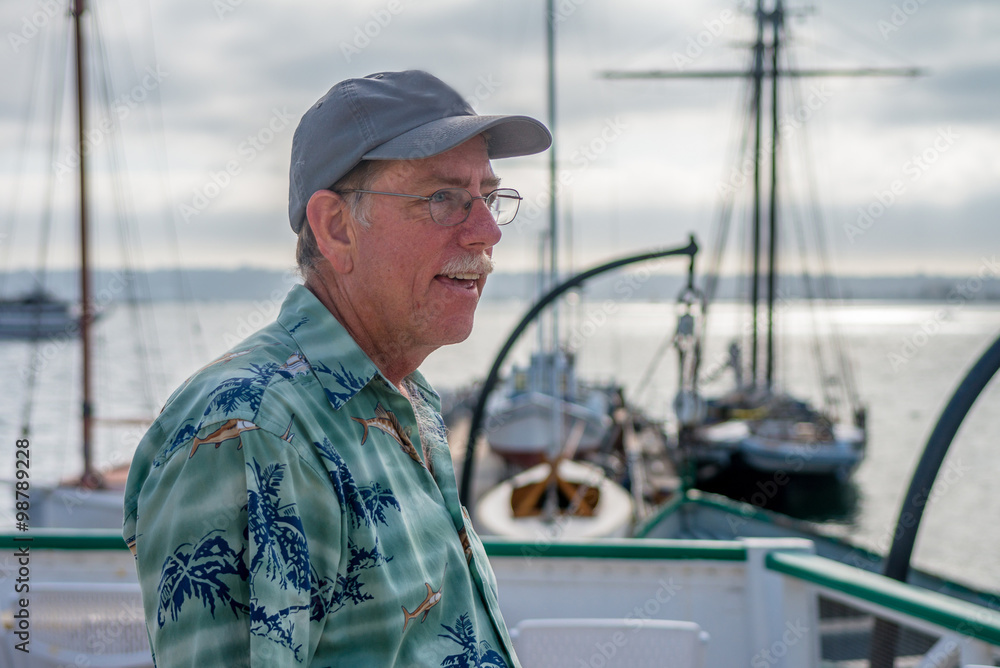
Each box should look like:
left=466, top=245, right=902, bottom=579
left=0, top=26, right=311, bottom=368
left=1, top=531, right=998, bottom=667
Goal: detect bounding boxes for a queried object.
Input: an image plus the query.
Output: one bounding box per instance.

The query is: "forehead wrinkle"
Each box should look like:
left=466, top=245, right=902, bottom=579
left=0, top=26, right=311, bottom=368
left=409, top=167, right=501, bottom=192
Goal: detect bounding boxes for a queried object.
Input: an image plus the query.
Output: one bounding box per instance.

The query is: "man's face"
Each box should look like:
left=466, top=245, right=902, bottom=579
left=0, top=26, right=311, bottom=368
left=348, top=136, right=502, bottom=359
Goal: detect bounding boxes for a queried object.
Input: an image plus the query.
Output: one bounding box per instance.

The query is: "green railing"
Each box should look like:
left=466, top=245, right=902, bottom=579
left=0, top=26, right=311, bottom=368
left=767, top=550, right=1000, bottom=646
left=0, top=529, right=129, bottom=551
left=482, top=536, right=748, bottom=561
left=3, top=530, right=997, bottom=650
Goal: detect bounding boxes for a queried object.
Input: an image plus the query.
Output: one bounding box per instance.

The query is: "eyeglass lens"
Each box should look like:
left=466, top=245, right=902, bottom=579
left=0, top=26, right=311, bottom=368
left=429, top=188, right=520, bottom=226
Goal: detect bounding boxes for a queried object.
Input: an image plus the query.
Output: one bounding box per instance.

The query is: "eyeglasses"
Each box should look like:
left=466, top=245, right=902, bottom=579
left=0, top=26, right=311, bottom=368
left=337, top=187, right=522, bottom=227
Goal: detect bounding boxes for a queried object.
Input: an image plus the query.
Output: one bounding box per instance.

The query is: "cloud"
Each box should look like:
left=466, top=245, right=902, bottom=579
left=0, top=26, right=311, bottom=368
left=1, top=0, right=998, bottom=275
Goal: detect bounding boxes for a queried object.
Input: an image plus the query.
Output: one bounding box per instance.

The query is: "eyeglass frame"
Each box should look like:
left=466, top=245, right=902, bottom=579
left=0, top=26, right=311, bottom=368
left=335, top=187, right=522, bottom=227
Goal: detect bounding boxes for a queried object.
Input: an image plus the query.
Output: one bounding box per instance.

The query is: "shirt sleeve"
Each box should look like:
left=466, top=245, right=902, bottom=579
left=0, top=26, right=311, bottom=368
left=133, top=420, right=342, bottom=667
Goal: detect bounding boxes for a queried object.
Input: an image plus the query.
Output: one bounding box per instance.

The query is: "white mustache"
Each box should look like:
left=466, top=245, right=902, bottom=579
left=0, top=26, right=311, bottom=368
left=439, top=253, right=494, bottom=277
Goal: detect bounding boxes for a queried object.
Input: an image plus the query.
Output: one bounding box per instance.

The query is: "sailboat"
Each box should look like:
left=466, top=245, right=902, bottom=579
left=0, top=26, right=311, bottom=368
left=602, top=0, right=921, bottom=482
left=482, top=7, right=620, bottom=472
left=0, top=289, right=76, bottom=340
left=483, top=349, right=618, bottom=467
left=9, top=0, right=177, bottom=529
left=474, top=0, right=639, bottom=539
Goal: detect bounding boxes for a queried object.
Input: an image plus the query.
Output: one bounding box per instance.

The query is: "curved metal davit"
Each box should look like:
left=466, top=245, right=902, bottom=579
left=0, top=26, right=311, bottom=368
left=872, top=330, right=1000, bottom=667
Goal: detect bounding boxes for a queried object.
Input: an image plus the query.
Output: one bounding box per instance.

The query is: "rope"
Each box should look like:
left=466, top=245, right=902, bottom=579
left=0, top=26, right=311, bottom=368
left=695, top=47, right=759, bottom=390
left=786, top=45, right=862, bottom=413
left=783, top=66, right=837, bottom=412
left=91, top=2, right=163, bottom=417
left=0, top=14, right=50, bottom=296
left=134, top=0, right=208, bottom=367
left=17, top=11, right=72, bottom=441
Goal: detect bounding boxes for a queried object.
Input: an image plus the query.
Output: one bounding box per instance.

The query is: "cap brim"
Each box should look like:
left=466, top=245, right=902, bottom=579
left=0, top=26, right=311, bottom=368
left=363, top=114, right=552, bottom=162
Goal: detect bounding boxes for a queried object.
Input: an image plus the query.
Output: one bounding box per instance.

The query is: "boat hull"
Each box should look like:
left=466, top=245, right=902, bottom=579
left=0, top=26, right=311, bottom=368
left=691, top=419, right=866, bottom=479
left=738, top=423, right=866, bottom=479
left=474, top=459, right=634, bottom=540
left=486, top=391, right=612, bottom=467
left=0, top=297, right=76, bottom=339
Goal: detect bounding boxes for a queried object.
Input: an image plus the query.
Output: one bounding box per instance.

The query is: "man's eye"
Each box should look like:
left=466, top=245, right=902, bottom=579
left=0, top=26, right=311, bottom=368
left=430, top=189, right=462, bottom=204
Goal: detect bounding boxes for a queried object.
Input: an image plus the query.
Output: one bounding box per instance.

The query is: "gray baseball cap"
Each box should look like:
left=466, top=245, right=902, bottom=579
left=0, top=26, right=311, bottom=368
left=288, top=70, right=552, bottom=233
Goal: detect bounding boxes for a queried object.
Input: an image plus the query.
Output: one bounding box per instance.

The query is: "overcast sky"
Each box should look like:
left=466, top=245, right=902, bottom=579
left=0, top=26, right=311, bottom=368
left=1, top=0, right=998, bottom=277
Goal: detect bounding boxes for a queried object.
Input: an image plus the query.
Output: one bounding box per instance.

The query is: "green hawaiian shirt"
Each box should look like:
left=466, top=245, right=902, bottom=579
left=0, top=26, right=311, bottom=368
left=123, top=284, right=518, bottom=667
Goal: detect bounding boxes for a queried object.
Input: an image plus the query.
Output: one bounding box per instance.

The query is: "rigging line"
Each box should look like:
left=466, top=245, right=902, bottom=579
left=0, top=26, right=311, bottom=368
left=819, top=8, right=922, bottom=72
left=693, top=81, right=754, bottom=387
left=698, top=45, right=758, bottom=379
left=649, top=70, right=753, bottom=397
left=0, top=10, right=56, bottom=296
left=33, top=16, right=72, bottom=295
left=786, top=44, right=861, bottom=411
left=783, top=145, right=835, bottom=411
left=136, top=0, right=208, bottom=367
left=702, top=41, right=759, bottom=307
left=779, top=49, right=833, bottom=406
left=738, top=174, right=755, bottom=376
left=18, top=14, right=72, bottom=440
left=91, top=3, right=162, bottom=416
left=787, top=48, right=837, bottom=412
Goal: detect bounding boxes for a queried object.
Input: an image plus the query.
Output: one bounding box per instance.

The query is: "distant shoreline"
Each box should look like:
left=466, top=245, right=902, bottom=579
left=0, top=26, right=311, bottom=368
left=2, top=268, right=998, bottom=303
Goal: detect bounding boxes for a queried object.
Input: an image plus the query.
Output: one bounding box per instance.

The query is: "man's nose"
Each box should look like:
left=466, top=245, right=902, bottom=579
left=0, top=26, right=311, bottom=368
left=459, top=198, right=503, bottom=248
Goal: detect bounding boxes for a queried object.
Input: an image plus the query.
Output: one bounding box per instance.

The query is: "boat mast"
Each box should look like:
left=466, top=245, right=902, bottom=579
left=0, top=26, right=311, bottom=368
left=749, top=0, right=765, bottom=389
left=599, top=2, right=922, bottom=396
left=546, top=0, right=558, bottom=351
left=765, top=1, right=784, bottom=392
left=72, top=0, right=97, bottom=486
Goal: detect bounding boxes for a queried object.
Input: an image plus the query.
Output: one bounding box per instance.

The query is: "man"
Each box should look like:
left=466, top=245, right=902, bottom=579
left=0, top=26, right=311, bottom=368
left=123, top=70, right=550, bottom=666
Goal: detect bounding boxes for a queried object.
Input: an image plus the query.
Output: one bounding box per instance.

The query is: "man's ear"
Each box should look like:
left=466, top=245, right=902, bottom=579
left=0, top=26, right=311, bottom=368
left=306, top=190, right=356, bottom=274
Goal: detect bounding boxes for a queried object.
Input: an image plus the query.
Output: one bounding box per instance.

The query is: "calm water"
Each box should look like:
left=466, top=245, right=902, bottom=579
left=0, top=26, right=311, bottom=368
left=2, top=296, right=998, bottom=593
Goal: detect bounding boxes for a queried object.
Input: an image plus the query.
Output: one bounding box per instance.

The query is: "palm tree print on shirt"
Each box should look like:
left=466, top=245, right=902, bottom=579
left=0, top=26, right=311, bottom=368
left=247, top=460, right=310, bottom=591
left=308, top=436, right=400, bottom=620
left=313, top=437, right=401, bottom=528
left=439, top=614, right=509, bottom=668
left=157, top=530, right=249, bottom=627
left=311, top=361, right=368, bottom=409
left=204, top=362, right=279, bottom=416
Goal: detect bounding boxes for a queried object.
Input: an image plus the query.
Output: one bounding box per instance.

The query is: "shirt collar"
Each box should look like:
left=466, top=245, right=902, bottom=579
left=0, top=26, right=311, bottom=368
left=276, top=284, right=440, bottom=411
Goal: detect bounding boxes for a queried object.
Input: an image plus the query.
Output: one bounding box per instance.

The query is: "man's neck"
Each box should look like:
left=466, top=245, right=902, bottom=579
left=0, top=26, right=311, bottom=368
left=304, top=275, right=426, bottom=391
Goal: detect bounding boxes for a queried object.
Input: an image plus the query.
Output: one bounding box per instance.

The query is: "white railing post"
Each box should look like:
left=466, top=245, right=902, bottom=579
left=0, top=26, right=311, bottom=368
left=743, top=538, right=818, bottom=668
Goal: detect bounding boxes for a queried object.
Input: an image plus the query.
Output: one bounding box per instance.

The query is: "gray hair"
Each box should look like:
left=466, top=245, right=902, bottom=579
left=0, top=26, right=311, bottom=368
left=296, top=160, right=387, bottom=279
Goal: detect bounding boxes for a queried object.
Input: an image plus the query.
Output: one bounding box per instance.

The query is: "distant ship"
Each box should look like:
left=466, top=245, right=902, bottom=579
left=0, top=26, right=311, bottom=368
left=0, top=289, right=75, bottom=340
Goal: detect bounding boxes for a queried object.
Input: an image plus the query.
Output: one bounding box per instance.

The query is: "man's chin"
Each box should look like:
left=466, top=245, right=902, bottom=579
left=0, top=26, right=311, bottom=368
left=435, top=317, right=476, bottom=347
